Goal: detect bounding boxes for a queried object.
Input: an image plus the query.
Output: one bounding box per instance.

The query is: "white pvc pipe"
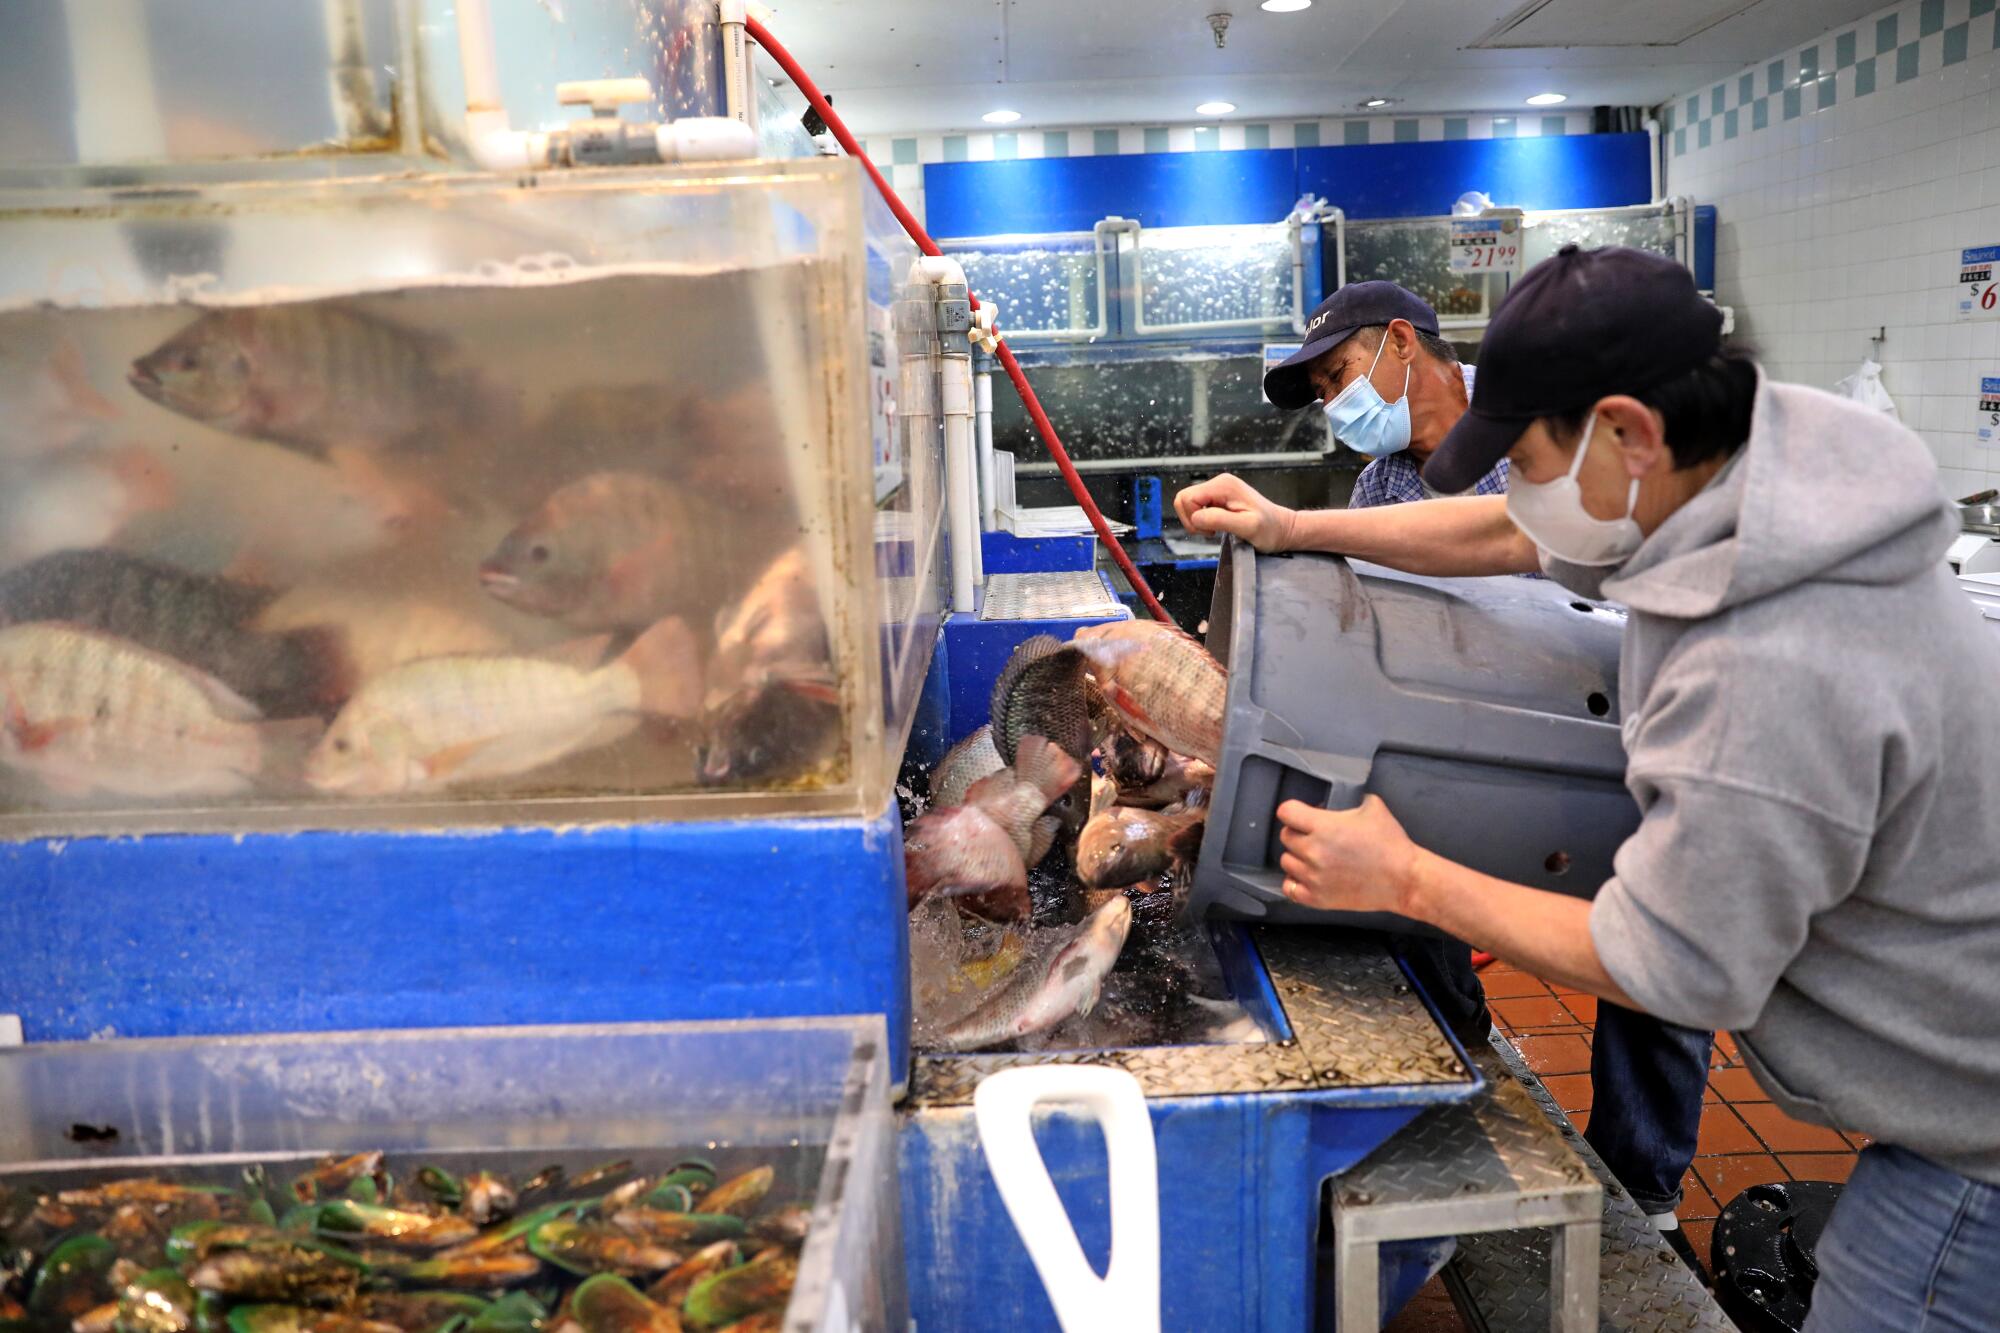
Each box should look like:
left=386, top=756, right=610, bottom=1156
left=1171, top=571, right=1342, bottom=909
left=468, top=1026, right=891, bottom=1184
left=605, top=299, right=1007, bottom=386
left=975, top=366, right=997, bottom=531
left=941, top=354, right=980, bottom=613
left=719, top=0, right=750, bottom=124
left=65, top=0, right=167, bottom=161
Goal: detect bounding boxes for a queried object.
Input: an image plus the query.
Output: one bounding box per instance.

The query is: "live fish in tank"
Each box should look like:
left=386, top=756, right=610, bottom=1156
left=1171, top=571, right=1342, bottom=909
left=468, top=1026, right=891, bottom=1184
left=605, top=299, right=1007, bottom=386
left=697, top=546, right=839, bottom=786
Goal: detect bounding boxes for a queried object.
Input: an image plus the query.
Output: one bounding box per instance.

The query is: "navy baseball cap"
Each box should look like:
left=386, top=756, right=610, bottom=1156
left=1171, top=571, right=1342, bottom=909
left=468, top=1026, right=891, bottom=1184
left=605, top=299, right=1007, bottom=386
left=1262, top=281, right=1440, bottom=410
left=1423, top=245, right=1724, bottom=494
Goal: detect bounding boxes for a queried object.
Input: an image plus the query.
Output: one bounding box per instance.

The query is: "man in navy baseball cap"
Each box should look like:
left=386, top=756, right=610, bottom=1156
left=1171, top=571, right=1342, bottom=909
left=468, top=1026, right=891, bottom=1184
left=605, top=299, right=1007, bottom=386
left=1264, top=282, right=1503, bottom=507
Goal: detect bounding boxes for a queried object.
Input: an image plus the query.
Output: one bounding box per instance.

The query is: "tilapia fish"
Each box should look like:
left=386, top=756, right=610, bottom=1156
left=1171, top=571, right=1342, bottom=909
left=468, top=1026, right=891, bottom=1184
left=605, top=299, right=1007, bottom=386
left=0, top=446, right=176, bottom=572
left=903, top=735, right=1080, bottom=920
left=304, top=618, right=699, bottom=796
left=0, top=333, right=120, bottom=461
left=934, top=896, right=1133, bottom=1052
left=0, top=550, right=333, bottom=715
left=699, top=546, right=837, bottom=786
left=1116, top=751, right=1214, bottom=810
left=1076, top=800, right=1206, bottom=888
left=127, top=303, right=465, bottom=455
left=930, top=725, right=1002, bottom=810
left=0, top=623, right=313, bottom=799
left=1072, top=621, right=1228, bottom=765
left=481, top=472, right=768, bottom=633
left=988, top=635, right=1092, bottom=767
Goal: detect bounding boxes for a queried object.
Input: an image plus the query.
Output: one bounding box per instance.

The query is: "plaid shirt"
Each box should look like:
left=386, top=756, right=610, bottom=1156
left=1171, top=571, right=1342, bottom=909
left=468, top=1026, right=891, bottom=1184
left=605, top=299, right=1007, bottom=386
left=1347, top=363, right=1508, bottom=509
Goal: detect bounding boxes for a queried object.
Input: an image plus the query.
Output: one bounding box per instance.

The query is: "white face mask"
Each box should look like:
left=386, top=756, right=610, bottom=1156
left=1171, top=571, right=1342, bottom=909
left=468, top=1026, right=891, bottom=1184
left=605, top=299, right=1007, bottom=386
left=1504, top=410, right=1645, bottom=568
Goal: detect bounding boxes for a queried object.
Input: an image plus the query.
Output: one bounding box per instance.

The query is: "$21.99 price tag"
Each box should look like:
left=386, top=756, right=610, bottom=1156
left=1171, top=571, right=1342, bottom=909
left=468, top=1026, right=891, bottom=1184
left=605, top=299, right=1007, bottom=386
left=1448, top=214, right=1524, bottom=275
left=1959, top=245, right=2000, bottom=320
left=1979, top=376, right=2000, bottom=445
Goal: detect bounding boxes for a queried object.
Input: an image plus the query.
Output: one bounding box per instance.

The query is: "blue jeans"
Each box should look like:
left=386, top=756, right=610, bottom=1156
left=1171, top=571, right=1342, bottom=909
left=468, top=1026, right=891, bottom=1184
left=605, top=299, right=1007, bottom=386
left=1807, top=1144, right=2000, bottom=1332
left=1584, top=1002, right=1713, bottom=1215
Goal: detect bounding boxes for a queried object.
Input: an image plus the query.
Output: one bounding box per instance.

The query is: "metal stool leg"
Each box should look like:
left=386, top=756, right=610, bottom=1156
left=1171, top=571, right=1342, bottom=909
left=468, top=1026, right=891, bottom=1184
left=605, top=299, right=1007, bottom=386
left=1333, top=1219, right=1380, bottom=1333
left=1549, top=1219, right=1599, bottom=1332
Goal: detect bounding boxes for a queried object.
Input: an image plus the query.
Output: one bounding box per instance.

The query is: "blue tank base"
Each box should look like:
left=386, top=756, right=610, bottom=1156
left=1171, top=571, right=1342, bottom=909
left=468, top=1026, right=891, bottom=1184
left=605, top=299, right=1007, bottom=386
left=0, top=803, right=916, bottom=1088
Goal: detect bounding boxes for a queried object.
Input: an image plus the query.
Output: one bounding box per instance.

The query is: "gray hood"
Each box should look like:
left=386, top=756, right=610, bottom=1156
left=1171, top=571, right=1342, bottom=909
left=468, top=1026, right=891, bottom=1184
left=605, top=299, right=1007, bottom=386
left=1599, top=372, right=1959, bottom=619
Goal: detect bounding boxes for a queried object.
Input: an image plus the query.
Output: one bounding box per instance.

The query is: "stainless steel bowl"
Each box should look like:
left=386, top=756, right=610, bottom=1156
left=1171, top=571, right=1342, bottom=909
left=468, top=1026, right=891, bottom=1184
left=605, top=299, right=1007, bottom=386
left=1962, top=503, right=2000, bottom=536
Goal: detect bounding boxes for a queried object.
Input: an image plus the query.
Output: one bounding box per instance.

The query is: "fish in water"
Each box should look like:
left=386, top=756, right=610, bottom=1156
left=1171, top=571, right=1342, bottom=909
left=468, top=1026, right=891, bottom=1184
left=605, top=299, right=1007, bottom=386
left=0, top=623, right=317, bottom=799
left=251, top=585, right=510, bottom=704
left=988, top=635, right=1092, bottom=769
left=930, top=725, right=1003, bottom=810
left=303, top=617, right=699, bottom=796
left=480, top=472, right=766, bottom=633
left=1072, top=621, right=1228, bottom=766
left=127, top=303, right=463, bottom=456
left=0, top=333, right=121, bottom=460
left=1117, top=753, right=1214, bottom=810
left=0, top=446, right=176, bottom=572
left=0, top=550, right=336, bottom=715
left=903, top=735, right=1080, bottom=921
left=934, top=895, right=1133, bottom=1052
left=1101, top=729, right=1167, bottom=791
left=1076, top=800, right=1206, bottom=888
left=698, top=547, right=838, bottom=786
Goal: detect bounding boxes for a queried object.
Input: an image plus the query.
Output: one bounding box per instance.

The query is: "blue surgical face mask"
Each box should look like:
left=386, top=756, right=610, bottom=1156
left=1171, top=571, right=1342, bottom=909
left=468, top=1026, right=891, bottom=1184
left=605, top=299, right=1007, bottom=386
left=1321, top=335, right=1411, bottom=458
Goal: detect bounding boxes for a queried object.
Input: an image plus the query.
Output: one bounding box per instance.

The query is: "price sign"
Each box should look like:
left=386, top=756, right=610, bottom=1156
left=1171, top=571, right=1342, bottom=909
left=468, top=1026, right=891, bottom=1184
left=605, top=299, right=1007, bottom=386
left=1261, top=343, right=1302, bottom=405
left=1979, top=376, right=2000, bottom=446
left=1957, top=245, right=2000, bottom=320
left=1449, top=211, right=1524, bottom=275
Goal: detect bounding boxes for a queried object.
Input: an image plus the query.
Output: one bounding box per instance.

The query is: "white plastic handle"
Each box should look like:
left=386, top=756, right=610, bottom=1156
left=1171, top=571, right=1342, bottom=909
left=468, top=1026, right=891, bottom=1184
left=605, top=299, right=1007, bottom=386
left=973, top=1066, right=1161, bottom=1333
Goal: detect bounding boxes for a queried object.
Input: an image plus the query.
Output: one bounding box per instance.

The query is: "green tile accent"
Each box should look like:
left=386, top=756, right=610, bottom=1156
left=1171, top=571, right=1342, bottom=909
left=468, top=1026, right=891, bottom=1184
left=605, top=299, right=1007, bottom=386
left=1493, top=117, right=1517, bottom=138
left=1295, top=122, right=1320, bottom=147
left=1698, top=119, right=1712, bottom=148
left=1738, top=73, right=1754, bottom=104
left=1711, top=85, right=1725, bottom=114
left=1975, top=0, right=1996, bottom=16
left=943, top=134, right=967, bottom=162
left=1818, top=76, right=1837, bottom=109
left=1724, top=108, right=1739, bottom=139
left=1541, top=115, right=1567, bottom=136
left=1753, top=97, right=1770, bottom=130
left=1443, top=117, right=1468, bottom=140
left=1921, top=0, right=1943, bottom=37
left=1877, top=13, right=1898, bottom=53
left=1094, top=129, right=1120, bottom=155
left=992, top=132, right=1018, bottom=159
left=1244, top=124, right=1270, bottom=149
left=1800, top=46, right=1818, bottom=83
left=1394, top=119, right=1419, bottom=143
left=1192, top=126, right=1219, bottom=151
left=892, top=137, right=917, bottom=165
left=1685, top=95, right=1700, bottom=120
left=1783, top=86, right=1802, bottom=118
left=1855, top=57, right=1877, bottom=96
left=1767, top=59, right=1784, bottom=93
left=1836, top=31, right=1857, bottom=67
left=1043, top=130, right=1069, bottom=157
left=1344, top=120, right=1369, bottom=145
left=1944, top=21, right=1969, bottom=65
left=1674, top=127, right=1686, bottom=156
left=1143, top=127, right=1169, bottom=153
left=1897, top=41, right=1921, bottom=82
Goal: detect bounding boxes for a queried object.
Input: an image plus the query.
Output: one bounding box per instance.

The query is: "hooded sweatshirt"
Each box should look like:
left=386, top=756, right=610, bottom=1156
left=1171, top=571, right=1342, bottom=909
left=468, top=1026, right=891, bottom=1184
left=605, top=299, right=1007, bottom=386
left=1546, top=375, right=2000, bottom=1185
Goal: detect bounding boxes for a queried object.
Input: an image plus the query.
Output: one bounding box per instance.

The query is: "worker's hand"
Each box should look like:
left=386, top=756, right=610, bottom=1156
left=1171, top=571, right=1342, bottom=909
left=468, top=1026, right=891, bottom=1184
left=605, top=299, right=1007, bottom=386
left=1276, top=796, right=1422, bottom=916
left=1174, top=473, right=1298, bottom=553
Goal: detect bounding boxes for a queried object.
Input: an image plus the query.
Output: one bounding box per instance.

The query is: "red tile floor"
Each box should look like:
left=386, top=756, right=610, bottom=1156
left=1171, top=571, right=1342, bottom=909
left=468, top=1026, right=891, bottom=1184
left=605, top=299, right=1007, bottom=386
left=1379, top=958, right=1864, bottom=1332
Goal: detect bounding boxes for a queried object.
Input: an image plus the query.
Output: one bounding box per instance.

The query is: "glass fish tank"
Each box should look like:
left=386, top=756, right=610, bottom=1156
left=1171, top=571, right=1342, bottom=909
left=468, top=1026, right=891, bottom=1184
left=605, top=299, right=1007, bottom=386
left=0, top=157, right=939, bottom=837
left=0, top=1017, right=904, bottom=1333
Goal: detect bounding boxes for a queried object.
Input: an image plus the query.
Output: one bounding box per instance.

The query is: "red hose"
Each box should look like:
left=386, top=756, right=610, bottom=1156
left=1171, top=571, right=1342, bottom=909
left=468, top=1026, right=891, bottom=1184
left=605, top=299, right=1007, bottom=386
left=743, top=16, right=1176, bottom=627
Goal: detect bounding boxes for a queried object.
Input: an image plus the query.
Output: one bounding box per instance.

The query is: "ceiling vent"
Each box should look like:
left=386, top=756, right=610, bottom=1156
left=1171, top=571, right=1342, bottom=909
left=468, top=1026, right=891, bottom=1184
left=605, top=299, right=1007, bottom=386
left=1471, top=0, right=1766, bottom=48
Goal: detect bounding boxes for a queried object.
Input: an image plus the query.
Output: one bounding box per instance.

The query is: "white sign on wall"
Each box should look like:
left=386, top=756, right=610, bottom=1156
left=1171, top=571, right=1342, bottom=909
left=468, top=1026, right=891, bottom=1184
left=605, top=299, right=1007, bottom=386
left=1261, top=343, right=1303, bottom=405
left=1979, top=376, right=2000, bottom=446
left=1958, top=245, right=2000, bottom=320
left=1449, top=211, right=1524, bottom=275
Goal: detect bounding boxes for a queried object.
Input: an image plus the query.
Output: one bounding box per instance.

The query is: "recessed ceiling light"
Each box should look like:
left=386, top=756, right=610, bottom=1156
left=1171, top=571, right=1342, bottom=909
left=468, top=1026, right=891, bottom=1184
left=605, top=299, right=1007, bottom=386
left=1259, top=0, right=1311, bottom=11
left=1525, top=92, right=1567, bottom=105
left=982, top=109, right=1021, bottom=124
left=1195, top=100, right=1237, bottom=116
left=1362, top=97, right=1392, bottom=108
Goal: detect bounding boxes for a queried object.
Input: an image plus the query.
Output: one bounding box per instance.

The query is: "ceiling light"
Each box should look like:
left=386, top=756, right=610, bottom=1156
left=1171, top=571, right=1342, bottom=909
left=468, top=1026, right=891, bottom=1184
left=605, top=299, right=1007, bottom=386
left=1525, top=92, right=1567, bottom=105
left=1362, top=97, right=1392, bottom=108
left=1195, top=100, right=1236, bottom=116
left=1259, top=0, right=1311, bottom=11
left=982, top=109, right=1021, bottom=124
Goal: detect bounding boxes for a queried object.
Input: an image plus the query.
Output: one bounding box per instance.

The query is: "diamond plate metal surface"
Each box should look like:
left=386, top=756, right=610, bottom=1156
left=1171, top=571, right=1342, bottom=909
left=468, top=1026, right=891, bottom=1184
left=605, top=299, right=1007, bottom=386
left=908, top=929, right=1475, bottom=1107
left=1444, top=1039, right=1735, bottom=1333
left=978, top=571, right=1132, bottom=622
left=1334, top=1060, right=1598, bottom=1213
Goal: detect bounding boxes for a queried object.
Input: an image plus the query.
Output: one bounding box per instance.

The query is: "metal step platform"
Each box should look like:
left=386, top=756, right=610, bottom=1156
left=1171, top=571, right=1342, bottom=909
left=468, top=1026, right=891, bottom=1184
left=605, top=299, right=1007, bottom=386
left=1441, top=1036, right=1735, bottom=1332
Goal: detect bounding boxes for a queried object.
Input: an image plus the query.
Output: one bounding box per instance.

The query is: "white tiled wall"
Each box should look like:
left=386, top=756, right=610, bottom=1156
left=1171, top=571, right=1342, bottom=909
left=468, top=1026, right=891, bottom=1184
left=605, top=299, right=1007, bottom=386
left=1662, top=0, right=2000, bottom=498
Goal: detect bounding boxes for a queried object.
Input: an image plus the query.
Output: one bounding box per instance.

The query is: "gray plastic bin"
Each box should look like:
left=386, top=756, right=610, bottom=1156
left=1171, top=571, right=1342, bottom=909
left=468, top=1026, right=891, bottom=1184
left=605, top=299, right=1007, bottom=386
left=1191, top=539, right=1640, bottom=931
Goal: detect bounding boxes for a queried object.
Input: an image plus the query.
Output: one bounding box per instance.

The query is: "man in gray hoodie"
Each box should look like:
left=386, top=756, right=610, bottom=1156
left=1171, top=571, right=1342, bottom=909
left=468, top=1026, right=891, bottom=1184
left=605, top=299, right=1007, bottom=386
left=1179, top=245, right=2000, bottom=1331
